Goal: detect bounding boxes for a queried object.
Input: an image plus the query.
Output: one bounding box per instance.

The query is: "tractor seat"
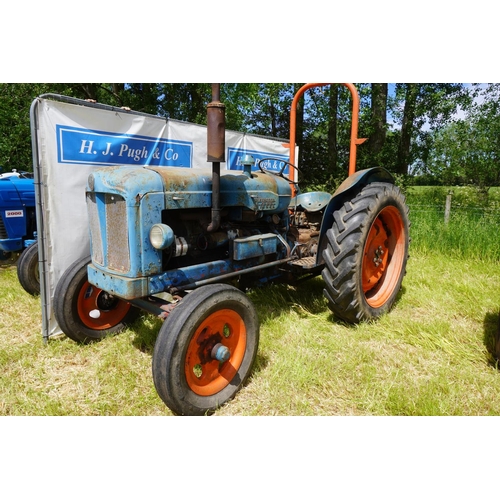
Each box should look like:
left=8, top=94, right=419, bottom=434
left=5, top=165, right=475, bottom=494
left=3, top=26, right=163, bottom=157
left=289, top=191, right=332, bottom=212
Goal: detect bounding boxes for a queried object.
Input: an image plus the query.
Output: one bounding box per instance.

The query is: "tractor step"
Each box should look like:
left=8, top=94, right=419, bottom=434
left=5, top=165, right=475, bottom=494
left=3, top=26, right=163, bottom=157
left=289, top=256, right=317, bottom=269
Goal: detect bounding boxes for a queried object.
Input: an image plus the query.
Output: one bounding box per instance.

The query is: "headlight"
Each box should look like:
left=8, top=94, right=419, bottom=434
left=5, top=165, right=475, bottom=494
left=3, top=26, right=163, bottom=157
left=150, top=224, right=175, bottom=250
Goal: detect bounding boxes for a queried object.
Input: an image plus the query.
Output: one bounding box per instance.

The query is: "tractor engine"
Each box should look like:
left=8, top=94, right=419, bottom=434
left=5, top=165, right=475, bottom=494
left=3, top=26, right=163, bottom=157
left=85, top=164, right=296, bottom=299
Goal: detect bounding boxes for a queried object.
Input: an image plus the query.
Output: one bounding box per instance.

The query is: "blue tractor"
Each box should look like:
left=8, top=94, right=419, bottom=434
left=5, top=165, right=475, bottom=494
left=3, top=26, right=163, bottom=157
left=0, top=169, right=40, bottom=295
left=53, top=83, right=411, bottom=415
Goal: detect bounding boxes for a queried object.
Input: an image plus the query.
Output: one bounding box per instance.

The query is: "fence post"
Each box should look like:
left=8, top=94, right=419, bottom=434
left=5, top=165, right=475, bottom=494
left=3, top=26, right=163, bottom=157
left=444, top=190, right=452, bottom=224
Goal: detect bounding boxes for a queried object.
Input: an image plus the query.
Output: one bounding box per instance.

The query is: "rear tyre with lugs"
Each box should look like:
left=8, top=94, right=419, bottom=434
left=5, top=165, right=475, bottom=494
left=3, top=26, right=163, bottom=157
left=322, top=182, right=410, bottom=323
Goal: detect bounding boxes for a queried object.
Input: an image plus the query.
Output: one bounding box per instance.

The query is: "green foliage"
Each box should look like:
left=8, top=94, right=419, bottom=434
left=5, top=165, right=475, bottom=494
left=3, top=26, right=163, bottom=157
left=420, top=85, right=500, bottom=195
left=1, top=82, right=499, bottom=195
left=0, top=84, right=75, bottom=171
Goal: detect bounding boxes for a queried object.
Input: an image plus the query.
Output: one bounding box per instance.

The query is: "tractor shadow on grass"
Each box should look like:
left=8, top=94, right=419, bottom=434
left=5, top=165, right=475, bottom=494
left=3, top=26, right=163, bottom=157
left=484, top=310, right=500, bottom=368
left=249, top=276, right=407, bottom=328
left=128, top=277, right=408, bottom=375
left=128, top=278, right=335, bottom=356
left=130, top=313, right=163, bottom=355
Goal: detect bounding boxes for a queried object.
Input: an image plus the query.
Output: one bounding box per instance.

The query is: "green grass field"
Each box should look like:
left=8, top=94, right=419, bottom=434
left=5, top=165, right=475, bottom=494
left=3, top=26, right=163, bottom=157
left=1, top=186, right=499, bottom=416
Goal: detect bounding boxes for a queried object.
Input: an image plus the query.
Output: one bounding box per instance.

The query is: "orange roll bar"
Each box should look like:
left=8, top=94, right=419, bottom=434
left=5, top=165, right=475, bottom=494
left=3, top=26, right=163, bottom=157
left=288, top=83, right=366, bottom=182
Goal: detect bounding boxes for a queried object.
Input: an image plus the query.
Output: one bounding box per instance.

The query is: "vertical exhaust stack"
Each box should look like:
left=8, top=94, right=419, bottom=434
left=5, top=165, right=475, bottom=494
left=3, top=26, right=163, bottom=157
left=207, top=83, right=225, bottom=233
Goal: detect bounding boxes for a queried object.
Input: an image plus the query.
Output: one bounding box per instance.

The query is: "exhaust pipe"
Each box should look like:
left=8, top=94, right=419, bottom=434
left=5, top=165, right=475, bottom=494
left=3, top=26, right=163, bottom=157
left=207, top=83, right=225, bottom=232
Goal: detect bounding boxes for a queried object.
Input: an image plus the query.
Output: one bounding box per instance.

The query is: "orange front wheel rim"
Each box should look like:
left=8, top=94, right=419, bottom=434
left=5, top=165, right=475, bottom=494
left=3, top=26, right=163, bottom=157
left=362, top=206, right=406, bottom=308
left=77, top=281, right=132, bottom=330
left=185, top=309, right=247, bottom=396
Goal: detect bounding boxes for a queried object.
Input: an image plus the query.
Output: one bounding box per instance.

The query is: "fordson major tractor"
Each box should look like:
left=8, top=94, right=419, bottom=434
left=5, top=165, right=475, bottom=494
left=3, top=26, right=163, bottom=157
left=53, top=83, right=410, bottom=415
left=0, top=169, right=40, bottom=295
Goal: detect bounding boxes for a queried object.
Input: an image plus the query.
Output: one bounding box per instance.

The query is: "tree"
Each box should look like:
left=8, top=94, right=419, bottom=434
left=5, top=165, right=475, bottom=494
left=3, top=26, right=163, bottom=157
left=426, top=84, right=500, bottom=196
left=367, top=83, right=388, bottom=167
left=391, top=83, right=471, bottom=175
left=0, top=83, right=86, bottom=171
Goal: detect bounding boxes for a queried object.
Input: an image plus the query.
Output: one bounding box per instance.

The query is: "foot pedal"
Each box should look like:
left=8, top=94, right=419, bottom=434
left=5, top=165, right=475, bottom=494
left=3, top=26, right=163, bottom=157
left=289, top=256, right=317, bottom=269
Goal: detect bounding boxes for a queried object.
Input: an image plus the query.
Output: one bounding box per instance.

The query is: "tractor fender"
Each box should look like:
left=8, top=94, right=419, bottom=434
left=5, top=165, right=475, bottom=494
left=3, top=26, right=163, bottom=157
left=316, top=167, right=395, bottom=265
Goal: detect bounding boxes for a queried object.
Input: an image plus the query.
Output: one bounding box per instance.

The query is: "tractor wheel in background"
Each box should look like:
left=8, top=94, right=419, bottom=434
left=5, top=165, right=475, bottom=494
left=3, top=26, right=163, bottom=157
left=322, top=182, right=410, bottom=323
left=17, top=241, right=40, bottom=295
left=152, top=283, right=260, bottom=416
left=53, top=255, right=139, bottom=344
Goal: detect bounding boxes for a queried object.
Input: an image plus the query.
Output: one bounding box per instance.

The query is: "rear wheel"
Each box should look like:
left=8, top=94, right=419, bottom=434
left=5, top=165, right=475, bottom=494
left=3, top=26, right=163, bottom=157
left=322, top=182, right=410, bottom=323
left=152, top=284, right=259, bottom=415
left=53, top=255, right=139, bottom=343
left=17, top=241, right=40, bottom=295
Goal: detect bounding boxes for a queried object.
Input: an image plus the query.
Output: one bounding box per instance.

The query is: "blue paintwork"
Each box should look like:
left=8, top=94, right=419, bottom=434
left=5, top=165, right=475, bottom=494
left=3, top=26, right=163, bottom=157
left=87, top=167, right=165, bottom=277
left=233, top=234, right=277, bottom=260
left=87, top=254, right=276, bottom=300
left=87, top=165, right=292, bottom=280
left=0, top=175, right=36, bottom=253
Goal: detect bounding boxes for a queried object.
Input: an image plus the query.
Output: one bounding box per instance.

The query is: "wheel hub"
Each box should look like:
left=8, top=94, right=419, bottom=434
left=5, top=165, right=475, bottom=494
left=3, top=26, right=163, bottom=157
left=363, top=220, right=389, bottom=292
left=211, top=343, right=231, bottom=363
left=96, top=291, right=119, bottom=311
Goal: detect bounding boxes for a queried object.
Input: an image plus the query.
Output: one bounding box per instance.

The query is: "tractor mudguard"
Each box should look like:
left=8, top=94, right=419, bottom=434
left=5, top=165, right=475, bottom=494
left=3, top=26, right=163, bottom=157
left=316, top=167, right=395, bottom=265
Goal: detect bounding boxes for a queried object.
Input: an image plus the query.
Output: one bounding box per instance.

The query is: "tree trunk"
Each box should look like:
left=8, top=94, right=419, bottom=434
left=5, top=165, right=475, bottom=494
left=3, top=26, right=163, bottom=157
left=397, top=83, right=419, bottom=175
left=327, top=85, right=338, bottom=176
left=187, top=84, right=205, bottom=123
left=269, top=96, right=277, bottom=138
left=368, top=83, right=387, bottom=166
left=80, top=84, right=98, bottom=101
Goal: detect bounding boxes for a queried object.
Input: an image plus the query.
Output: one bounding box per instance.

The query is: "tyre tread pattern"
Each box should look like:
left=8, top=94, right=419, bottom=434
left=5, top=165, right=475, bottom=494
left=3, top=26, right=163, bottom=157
left=322, top=182, right=410, bottom=323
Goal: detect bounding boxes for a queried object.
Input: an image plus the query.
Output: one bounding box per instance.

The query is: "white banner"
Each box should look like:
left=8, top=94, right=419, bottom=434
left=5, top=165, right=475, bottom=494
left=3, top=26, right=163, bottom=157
left=32, top=96, right=294, bottom=338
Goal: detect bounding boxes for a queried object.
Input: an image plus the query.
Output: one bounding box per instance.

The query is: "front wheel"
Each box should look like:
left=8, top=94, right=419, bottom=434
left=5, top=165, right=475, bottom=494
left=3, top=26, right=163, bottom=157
left=53, top=255, right=139, bottom=343
left=152, top=284, right=260, bottom=415
left=322, top=182, right=410, bottom=323
left=17, top=241, right=40, bottom=295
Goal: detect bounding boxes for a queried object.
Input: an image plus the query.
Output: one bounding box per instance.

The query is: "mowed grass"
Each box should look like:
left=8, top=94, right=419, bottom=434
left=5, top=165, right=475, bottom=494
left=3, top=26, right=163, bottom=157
left=1, top=185, right=499, bottom=415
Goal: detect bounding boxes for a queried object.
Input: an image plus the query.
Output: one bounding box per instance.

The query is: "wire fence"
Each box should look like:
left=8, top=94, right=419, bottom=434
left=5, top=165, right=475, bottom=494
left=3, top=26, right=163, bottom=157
left=409, top=204, right=500, bottom=226
left=406, top=200, right=500, bottom=262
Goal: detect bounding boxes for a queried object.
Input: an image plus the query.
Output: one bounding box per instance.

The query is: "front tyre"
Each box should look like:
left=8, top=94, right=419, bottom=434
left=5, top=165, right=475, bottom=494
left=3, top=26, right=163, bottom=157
left=322, top=182, right=410, bottom=323
left=152, top=284, right=260, bottom=416
left=53, top=255, right=139, bottom=344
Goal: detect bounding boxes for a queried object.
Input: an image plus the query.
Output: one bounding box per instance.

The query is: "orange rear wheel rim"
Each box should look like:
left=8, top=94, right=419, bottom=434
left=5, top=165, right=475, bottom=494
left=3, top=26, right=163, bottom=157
left=185, top=309, right=247, bottom=396
left=362, top=206, right=406, bottom=308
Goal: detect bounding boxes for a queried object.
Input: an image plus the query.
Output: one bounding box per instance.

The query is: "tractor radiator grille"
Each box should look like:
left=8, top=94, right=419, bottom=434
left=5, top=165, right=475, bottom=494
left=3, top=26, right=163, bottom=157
left=0, top=215, right=7, bottom=239
left=87, top=193, right=103, bottom=266
left=87, top=193, right=130, bottom=273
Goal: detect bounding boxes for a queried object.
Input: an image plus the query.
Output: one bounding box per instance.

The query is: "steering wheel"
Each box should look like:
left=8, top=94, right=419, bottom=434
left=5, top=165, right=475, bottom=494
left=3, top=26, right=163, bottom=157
left=257, top=157, right=300, bottom=182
